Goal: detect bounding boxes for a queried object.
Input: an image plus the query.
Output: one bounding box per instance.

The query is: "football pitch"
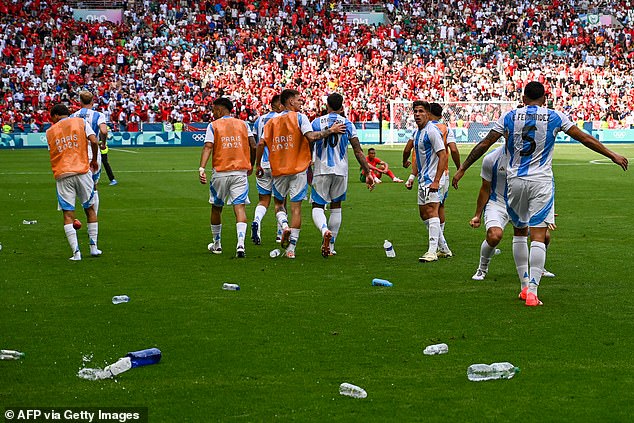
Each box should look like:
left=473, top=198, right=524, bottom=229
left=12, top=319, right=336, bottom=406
left=1, top=145, right=633, bottom=422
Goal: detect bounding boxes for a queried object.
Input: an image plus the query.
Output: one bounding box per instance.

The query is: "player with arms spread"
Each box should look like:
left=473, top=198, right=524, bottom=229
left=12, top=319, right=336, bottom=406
left=453, top=81, right=628, bottom=306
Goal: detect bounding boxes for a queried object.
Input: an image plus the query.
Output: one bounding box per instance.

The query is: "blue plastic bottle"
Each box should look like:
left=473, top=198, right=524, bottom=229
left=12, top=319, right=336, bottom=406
left=372, top=278, right=393, bottom=287
left=126, top=348, right=162, bottom=368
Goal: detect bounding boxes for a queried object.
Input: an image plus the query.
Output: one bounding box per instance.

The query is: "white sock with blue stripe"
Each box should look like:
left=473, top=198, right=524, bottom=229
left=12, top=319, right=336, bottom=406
left=87, top=222, right=99, bottom=255
left=254, top=205, right=267, bottom=224
left=276, top=211, right=289, bottom=230
left=287, top=228, right=300, bottom=252
left=528, top=241, right=546, bottom=295
left=311, top=207, right=328, bottom=236
left=328, top=208, right=342, bottom=248
left=211, top=224, right=222, bottom=246
left=236, top=222, right=247, bottom=248
left=64, top=224, right=79, bottom=254
left=513, top=236, right=529, bottom=289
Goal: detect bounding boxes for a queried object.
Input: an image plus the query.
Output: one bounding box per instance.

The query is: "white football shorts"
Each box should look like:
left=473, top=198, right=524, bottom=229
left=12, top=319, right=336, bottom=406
left=417, top=183, right=441, bottom=205
left=272, top=171, right=308, bottom=202
left=209, top=174, right=250, bottom=206
left=439, top=172, right=450, bottom=204
left=484, top=201, right=510, bottom=230
left=310, top=174, right=347, bottom=205
left=505, top=177, right=554, bottom=228
left=256, top=167, right=273, bottom=196
left=56, top=172, right=95, bottom=211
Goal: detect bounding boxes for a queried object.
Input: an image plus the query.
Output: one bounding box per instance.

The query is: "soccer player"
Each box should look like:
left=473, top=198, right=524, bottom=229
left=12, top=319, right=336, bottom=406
left=364, top=148, right=403, bottom=183
left=430, top=102, right=461, bottom=257
left=199, top=97, right=256, bottom=258
left=70, top=91, right=108, bottom=214
left=250, top=94, right=282, bottom=245
left=401, top=100, right=448, bottom=262
left=453, top=81, right=628, bottom=306
left=255, top=88, right=345, bottom=259
left=45, top=104, right=101, bottom=260
left=310, top=93, right=374, bottom=257
left=470, top=146, right=557, bottom=281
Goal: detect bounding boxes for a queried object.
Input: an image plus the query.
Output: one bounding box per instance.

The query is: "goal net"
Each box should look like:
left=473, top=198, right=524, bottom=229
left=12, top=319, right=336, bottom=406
left=388, top=100, right=516, bottom=144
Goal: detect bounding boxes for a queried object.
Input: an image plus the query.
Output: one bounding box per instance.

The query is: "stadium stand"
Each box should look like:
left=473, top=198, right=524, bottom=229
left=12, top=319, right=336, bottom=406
left=1, top=0, right=634, bottom=132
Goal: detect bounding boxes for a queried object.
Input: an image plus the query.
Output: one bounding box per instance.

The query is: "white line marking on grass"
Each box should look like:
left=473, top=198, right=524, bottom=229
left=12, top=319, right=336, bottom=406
left=109, top=148, right=139, bottom=154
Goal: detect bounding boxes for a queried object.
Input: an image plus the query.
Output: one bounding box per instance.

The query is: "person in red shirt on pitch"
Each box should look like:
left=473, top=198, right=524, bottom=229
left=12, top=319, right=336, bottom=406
left=363, top=148, right=403, bottom=184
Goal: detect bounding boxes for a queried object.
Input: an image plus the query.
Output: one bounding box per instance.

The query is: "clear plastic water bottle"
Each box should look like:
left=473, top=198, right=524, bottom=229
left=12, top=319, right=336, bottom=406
left=383, top=240, right=396, bottom=258
left=222, top=283, right=240, bottom=291
left=269, top=248, right=281, bottom=258
left=22, top=220, right=37, bottom=225
left=339, top=382, right=367, bottom=399
left=423, top=343, right=448, bottom=355
left=0, top=349, right=25, bottom=360
left=103, top=357, right=132, bottom=377
left=467, top=362, right=519, bottom=381
left=126, top=348, right=162, bottom=367
left=372, top=278, right=393, bottom=287
left=112, top=295, right=130, bottom=304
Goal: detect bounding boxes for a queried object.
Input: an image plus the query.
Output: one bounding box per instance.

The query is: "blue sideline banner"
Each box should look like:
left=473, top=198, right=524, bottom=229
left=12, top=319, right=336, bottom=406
left=2, top=130, right=633, bottom=149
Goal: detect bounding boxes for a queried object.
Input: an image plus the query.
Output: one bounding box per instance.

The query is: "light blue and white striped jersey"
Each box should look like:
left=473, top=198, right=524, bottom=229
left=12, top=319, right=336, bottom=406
left=480, top=146, right=507, bottom=207
left=493, top=105, right=573, bottom=181
left=413, top=121, right=445, bottom=185
left=71, top=107, right=106, bottom=161
left=253, top=111, right=278, bottom=169
left=311, top=113, right=357, bottom=177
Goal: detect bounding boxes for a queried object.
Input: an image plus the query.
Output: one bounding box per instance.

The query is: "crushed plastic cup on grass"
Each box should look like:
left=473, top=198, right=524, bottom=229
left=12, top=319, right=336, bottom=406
left=112, top=295, right=130, bottom=304
left=22, top=220, right=37, bottom=225
left=222, top=283, right=240, bottom=291
left=78, top=348, right=161, bottom=380
left=423, top=343, right=448, bottom=355
left=1, top=349, right=25, bottom=360
left=339, top=382, right=367, bottom=399
left=269, top=248, right=281, bottom=258
left=467, top=362, right=519, bottom=381
left=371, top=278, right=393, bottom=287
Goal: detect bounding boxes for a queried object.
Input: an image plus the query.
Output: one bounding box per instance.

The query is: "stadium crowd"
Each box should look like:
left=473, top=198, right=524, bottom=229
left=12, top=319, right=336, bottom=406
left=2, top=0, right=634, bottom=132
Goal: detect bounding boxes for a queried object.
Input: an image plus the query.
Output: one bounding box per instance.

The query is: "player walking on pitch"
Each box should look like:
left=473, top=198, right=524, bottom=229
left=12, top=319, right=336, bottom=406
left=401, top=101, right=448, bottom=262
left=199, top=98, right=256, bottom=258
left=453, top=81, right=628, bottom=306
left=310, top=93, right=374, bottom=257
left=255, top=88, right=346, bottom=259
left=46, top=104, right=101, bottom=260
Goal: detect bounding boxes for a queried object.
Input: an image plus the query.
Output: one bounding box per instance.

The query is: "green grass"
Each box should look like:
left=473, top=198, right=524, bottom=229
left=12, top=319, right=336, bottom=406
left=1, top=145, right=633, bottom=422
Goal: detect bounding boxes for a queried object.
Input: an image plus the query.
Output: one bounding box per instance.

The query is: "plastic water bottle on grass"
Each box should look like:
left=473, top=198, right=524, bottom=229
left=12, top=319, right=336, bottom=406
left=383, top=240, right=395, bottom=258
left=423, top=343, right=448, bottom=355
left=112, top=295, right=130, bottom=304
left=0, top=349, right=25, bottom=360
left=467, top=362, right=519, bottom=381
left=372, top=278, right=393, bottom=287
left=222, top=283, right=240, bottom=291
left=339, top=383, right=367, bottom=398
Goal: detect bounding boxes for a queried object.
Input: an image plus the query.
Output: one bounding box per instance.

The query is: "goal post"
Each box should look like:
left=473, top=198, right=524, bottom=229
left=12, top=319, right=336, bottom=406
left=388, top=100, right=516, bottom=144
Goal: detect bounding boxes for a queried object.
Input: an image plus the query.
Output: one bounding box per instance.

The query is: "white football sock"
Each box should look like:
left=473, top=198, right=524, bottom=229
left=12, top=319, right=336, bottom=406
left=211, top=224, right=222, bottom=244
left=424, top=217, right=441, bottom=254
left=276, top=211, right=289, bottom=230
left=254, top=205, right=267, bottom=224
left=287, top=228, right=300, bottom=252
left=438, top=221, right=449, bottom=250
left=311, top=207, right=328, bottom=236
left=513, top=236, right=529, bottom=289
left=236, top=222, right=247, bottom=248
left=479, top=240, right=496, bottom=271
left=64, top=224, right=79, bottom=254
left=328, top=208, right=342, bottom=248
left=528, top=241, right=547, bottom=295
left=87, top=222, right=99, bottom=254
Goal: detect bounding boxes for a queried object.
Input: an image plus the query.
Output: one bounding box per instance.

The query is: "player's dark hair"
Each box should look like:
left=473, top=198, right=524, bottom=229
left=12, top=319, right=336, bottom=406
left=368, top=148, right=376, bottom=153
left=430, top=102, right=443, bottom=118
left=412, top=100, right=430, bottom=111
left=270, top=94, right=281, bottom=107
left=213, top=97, right=233, bottom=112
left=327, top=93, right=344, bottom=111
left=50, top=104, right=70, bottom=117
left=280, top=89, right=300, bottom=106
left=524, top=81, right=545, bottom=100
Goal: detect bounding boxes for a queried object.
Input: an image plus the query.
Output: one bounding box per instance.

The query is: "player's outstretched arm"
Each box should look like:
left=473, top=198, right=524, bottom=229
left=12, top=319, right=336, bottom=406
left=470, top=178, right=491, bottom=228
left=566, top=126, right=628, bottom=171
left=199, top=143, right=213, bottom=184
left=452, top=130, right=502, bottom=189
left=402, top=139, right=414, bottom=168
left=350, top=136, right=375, bottom=190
